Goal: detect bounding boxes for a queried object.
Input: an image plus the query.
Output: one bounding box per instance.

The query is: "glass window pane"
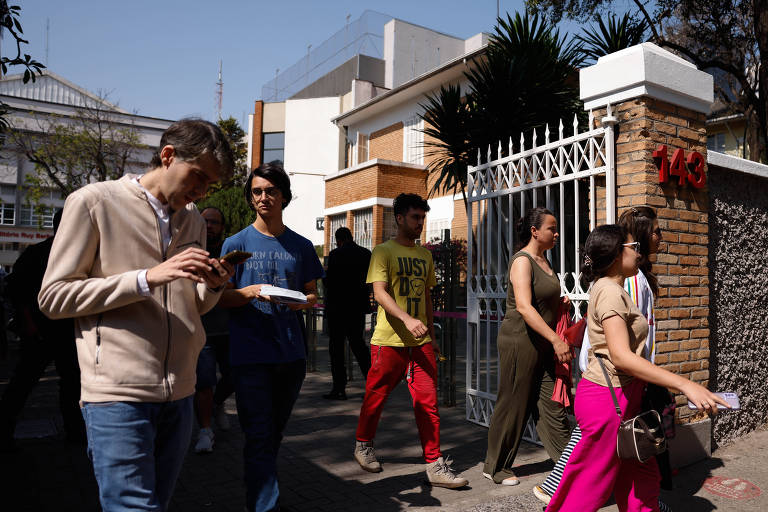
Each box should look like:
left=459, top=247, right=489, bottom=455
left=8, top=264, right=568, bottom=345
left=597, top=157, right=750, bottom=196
left=263, top=132, right=285, bottom=149
left=262, top=150, right=284, bottom=165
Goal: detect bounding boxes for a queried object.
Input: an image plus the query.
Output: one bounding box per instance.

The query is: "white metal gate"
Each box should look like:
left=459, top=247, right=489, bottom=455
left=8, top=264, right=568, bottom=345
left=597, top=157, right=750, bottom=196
left=466, top=109, right=617, bottom=433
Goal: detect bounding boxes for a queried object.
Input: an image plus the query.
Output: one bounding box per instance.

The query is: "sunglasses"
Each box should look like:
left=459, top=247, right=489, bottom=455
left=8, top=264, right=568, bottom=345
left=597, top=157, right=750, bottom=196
left=623, top=241, right=641, bottom=253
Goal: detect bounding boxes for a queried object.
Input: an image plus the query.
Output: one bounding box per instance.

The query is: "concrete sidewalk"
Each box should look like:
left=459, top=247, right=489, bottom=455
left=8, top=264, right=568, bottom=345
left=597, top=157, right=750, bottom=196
left=2, top=333, right=766, bottom=511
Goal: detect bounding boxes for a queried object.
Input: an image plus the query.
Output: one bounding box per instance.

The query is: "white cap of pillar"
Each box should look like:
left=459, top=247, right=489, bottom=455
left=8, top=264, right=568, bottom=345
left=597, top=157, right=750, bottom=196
left=580, top=42, right=714, bottom=114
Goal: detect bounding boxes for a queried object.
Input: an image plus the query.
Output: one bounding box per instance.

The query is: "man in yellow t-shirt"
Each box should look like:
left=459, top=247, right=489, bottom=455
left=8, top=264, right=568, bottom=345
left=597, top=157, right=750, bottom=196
left=353, top=193, right=468, bottom=489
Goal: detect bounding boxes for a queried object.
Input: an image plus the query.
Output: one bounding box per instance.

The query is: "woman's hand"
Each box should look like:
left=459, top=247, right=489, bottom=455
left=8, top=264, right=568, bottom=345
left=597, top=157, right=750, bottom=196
left=552, top=336, right=573, bottom=363
left=681, top=381, right=731, bottom=414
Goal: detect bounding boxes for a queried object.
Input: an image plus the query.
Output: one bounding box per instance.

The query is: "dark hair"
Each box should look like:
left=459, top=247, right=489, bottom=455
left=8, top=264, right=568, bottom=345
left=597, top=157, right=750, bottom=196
left=618, top=206, right=659, bottom=296
left=200, top=205, right=225, bottom=225
left=335, top=227, right=353, bottom=244
left=150, top=118, right=234, bottom=180
left=516, top=207, right=555, bottom=250
left=393, top=193, right=430, bottom=222
left=581, top=224, right=628, bottom=282
left=242, top=162, right=293, bottom=212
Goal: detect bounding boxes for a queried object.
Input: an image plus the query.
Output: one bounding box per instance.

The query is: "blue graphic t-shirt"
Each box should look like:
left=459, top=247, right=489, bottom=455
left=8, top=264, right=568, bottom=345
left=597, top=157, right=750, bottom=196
left=222, top=225, right=324, bottom=365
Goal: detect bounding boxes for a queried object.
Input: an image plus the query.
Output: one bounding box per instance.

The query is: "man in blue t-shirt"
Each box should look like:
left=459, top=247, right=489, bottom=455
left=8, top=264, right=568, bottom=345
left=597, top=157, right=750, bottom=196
left=219, top=162, right=323, bottom=512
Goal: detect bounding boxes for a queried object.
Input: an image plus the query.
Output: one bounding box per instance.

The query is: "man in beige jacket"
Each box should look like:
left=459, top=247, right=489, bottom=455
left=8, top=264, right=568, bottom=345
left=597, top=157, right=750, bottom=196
left=38, top=119, right=235, bottom=512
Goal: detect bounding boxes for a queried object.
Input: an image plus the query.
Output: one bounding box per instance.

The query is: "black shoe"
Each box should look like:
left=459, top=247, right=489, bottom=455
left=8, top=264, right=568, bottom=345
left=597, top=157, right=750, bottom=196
left=322, top=390, right=348, bottom=400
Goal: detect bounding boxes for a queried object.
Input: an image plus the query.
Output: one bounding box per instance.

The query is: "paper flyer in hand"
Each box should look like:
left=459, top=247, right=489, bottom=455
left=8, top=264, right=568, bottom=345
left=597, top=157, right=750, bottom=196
left=260, top=285, right=308, bottom=304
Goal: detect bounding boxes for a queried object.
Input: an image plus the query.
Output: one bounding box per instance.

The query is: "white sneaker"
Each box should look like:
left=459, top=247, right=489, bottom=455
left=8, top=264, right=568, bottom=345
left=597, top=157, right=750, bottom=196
left=215, top=406, right=230, bottom=431
left=426, top=456, right=468, bottom=489
left=533, top=485, right=552, bottom=504
left=353, top=440, right=382, bottom=473
left=194, top=427, right=214, bottom=453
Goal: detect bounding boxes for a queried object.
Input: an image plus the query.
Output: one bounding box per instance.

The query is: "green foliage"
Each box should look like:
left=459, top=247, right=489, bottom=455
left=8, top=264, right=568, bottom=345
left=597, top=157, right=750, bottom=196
left=196, top=184, right=255, bottom=239
left=576, top=13, right=649, bottom=63
left=419, top=84, right=472, bottom=203
left=10, top=101, right=146, bottom=200
left=420, top=12, right=585, bottom=204
left=0, top=1, right=45, bottom=137
left=216, top=116, right=249, bottom=187
left=423, top=238, right=467, bottom=311
left=528, top=0, right=768, bottom=162
left=0, top=2, right=45, bottom=83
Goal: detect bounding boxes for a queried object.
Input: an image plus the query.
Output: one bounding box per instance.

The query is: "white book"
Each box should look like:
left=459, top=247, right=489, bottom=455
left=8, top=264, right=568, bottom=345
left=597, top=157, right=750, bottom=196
left=259, top=285, right=308, bottom=304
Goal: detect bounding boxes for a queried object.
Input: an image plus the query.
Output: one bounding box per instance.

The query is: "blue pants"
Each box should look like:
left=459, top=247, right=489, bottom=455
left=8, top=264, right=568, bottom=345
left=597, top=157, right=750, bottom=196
left=81, top=396, right=194, bottom=512
left=234, top=360, right=305, bottom=512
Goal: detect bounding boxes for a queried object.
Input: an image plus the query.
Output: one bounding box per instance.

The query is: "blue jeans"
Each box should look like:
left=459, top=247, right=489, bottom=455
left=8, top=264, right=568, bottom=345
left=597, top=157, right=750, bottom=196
left=81, top=396, right=194, bottom=512
left=234, top=360, right=305, bottom=512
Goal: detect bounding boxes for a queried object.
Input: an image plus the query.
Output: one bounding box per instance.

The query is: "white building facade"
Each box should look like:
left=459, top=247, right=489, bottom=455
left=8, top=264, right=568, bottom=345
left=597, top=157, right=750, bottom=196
left=0, top=71, right=173, bottom=269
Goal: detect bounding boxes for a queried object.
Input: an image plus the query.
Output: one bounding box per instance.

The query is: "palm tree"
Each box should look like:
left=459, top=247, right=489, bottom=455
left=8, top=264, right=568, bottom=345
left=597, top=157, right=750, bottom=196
left=576, top=13, right=649, bottom=63
left=419, top=84, right=473, bottom=206
left=419, top=12, right=584, bottom=204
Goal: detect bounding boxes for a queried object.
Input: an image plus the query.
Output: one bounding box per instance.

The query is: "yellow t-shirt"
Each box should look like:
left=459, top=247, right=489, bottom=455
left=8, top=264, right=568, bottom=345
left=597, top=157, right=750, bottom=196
left=367, top=240, right=437, bottom=347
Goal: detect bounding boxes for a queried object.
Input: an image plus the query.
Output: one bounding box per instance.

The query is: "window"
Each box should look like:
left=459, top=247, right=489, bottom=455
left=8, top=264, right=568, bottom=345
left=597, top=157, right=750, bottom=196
left=0, top=203, right=14, bottom=225
left=19, top=205, right=57, bottom=228
left=426, top=218, right=451, bottom=243
left=328, top=213, right=347, bottom=251
left=353, top=208, right=373, bottom=250
left=403, top=116, right=423, bottom=164
left=707, top=132, right=726, bottom=153
left=357, top=133, right=369, bottom=164
left=383, top=207, right=397, bottom=242
left=262, top=132, right=284, bottom=166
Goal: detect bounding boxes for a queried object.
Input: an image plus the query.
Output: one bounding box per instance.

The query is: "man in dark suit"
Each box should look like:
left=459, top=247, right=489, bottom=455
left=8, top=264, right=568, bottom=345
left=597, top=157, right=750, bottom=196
left=323, top=227, right=372, bottom=400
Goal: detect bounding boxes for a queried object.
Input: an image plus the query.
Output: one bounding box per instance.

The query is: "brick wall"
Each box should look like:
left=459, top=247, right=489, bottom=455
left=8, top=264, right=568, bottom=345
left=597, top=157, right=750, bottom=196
left=369, top=122, right=404, bottom=161
left=606, top=97, right=710, bottom=423
left=324, top=161, right=429, bottom=254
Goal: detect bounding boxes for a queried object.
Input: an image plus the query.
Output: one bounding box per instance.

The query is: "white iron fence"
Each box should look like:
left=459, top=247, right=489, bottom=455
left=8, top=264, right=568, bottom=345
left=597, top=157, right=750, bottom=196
left=466, top=108, right=617, bottom=433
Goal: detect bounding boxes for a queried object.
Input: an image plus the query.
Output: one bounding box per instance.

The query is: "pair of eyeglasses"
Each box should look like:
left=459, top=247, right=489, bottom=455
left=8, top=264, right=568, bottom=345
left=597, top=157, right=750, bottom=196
left=251, top=187, right=279, bottom=198
left=623, top=241, right=641, bottom=253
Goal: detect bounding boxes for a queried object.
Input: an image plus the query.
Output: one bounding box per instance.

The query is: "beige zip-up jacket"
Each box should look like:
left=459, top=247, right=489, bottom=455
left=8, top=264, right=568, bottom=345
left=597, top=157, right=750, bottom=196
left=39, top=175, right=222, bottom=403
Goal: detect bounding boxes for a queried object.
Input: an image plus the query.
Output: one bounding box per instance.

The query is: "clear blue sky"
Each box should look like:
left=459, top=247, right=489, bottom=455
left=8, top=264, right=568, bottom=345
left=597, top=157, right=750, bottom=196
left=16, top=0, right=591, bottom=125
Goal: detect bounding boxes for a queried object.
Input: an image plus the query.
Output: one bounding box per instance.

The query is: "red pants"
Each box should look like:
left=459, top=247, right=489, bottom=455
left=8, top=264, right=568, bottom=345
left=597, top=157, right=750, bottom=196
left=355, top=343, right=441, bottom=463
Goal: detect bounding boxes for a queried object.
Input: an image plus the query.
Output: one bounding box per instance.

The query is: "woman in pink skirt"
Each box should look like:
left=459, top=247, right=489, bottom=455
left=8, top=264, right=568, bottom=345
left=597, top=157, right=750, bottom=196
left=546, top=224, right=729, bottom=512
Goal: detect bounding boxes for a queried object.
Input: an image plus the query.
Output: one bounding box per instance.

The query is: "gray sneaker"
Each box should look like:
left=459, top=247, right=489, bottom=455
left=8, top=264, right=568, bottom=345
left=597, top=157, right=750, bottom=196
left=426, top=456, right=468, bottom=489
left=354, top=440, right=382, bottom=473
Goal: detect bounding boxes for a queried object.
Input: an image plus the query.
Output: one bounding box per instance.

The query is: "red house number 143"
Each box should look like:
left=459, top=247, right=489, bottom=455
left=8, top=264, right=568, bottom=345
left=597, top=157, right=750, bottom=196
left=653, top=145, right=706, bottom=188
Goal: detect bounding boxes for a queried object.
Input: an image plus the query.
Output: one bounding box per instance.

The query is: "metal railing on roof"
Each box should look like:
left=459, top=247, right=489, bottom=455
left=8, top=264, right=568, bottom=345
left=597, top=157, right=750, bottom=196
left=260, top=10, right=390, bottom=102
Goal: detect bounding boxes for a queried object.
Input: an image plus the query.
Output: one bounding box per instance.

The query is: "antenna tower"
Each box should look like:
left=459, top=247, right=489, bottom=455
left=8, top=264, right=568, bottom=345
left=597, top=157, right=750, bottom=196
left=45, top=18, right=50, bottom=66
left=215, top=60, right=223, bottom=120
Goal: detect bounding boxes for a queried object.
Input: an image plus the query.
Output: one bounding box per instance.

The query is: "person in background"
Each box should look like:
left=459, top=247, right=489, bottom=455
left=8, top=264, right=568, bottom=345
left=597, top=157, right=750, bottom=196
left=218, top=163, right=324, bottom=512
left=323, top=226, right=372, bottom=400
left=0, top=209, right=85, bottom=451
left=353, top=193, right=468, bottom=489
left=193, top=206, right=235, bottom=453
left=38, top=118, right=235, bottom=511
left=483, top=207, right=572, bottom=486
left=545, top=224, right=728, bottom=512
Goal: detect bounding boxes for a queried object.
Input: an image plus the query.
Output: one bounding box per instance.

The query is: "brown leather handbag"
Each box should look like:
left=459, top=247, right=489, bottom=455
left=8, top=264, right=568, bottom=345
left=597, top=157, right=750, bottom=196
left=597, top=356, right=667, bottom=463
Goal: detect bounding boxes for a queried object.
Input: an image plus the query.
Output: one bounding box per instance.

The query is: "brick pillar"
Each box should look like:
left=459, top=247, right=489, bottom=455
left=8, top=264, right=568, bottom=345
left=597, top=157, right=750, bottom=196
left=251, top=101, right=264, bottom=169
left=323, top=216, right=331, bottom=257
left=372, top=204, right=384, bottom=248
left=581, top=43, right=715, bottom=466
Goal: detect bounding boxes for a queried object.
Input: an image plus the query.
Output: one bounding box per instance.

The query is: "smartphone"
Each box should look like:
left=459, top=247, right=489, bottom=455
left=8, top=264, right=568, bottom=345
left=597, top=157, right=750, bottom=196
left=220, top=250, right=252, bottom=265
left=688, top=392, right=740, bottom=410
